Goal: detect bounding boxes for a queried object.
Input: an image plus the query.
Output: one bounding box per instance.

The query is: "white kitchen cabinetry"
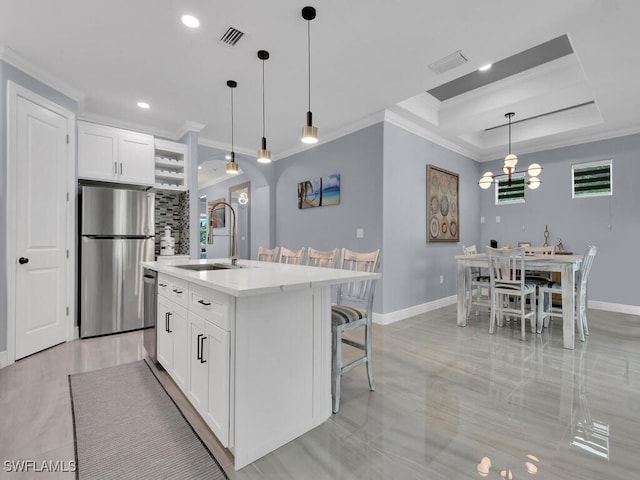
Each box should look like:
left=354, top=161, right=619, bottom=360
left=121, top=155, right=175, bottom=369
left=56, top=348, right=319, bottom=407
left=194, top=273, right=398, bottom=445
left=77, top=120, right=154, bottom=185
left=154, top=139, right=188, bottom=191
left=160, top=274, right=232, bottom=447
left=156, top=274, right=189, bottom=390
left=188, top=311, right=231, bottom=447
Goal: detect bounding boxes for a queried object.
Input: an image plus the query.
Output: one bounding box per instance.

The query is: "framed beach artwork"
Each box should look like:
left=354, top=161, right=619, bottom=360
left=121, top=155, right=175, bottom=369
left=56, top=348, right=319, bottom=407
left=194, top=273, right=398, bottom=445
left=427, top=165, right=459, bottom=242
left=208, top=198, right=226, bottom=228
left=297, top=173, right=340, bottom=209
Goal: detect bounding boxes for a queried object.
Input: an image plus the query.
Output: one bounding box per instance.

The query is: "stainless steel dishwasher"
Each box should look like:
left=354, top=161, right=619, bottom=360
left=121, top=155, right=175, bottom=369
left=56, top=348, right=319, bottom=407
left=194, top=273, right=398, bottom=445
left=143, top=268, right=158, bottom=362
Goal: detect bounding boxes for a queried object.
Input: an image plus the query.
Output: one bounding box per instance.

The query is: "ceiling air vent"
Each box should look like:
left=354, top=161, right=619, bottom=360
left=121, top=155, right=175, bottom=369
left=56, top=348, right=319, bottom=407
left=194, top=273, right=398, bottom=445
left=428, top=50, right=468, bottom=75
left=220, top=26, right=245, bottom=46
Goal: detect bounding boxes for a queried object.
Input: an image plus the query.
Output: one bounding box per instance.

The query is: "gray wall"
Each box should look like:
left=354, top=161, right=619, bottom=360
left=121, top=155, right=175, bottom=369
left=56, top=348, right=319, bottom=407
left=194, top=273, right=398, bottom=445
left=274, top=124, right=384, bottom=309
left=0, top=60, right=78, bottom=352
left=381, top=123, right=481, bottom=314
left=479, top=134, right=640, bottom=307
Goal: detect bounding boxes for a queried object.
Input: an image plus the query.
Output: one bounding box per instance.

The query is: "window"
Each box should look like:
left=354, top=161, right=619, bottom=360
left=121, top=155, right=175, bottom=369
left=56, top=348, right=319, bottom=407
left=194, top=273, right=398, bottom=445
left=495, top=174, right=526, bottom=204
left=572, top=159, right=612, bottom=198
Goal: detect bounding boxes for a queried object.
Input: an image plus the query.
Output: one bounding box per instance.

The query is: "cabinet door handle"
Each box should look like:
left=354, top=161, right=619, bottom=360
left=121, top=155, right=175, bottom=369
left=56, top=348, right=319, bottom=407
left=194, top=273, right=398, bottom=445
left=196, top=333, right=203, bottom=360
left=197, top=299, right=211, bottom=306
left=165, top=312, right=169, bottom=332
left=159, top=282, right=167, bottom=287
left=200, top=336, right=207, bottom=363
left=120, top=163, right=123, bottom=175
left=114, top=161, right=118, bottom=174
left=166, top=312, right=172, bottom=333
left=172, top=288, right=183, bottom=294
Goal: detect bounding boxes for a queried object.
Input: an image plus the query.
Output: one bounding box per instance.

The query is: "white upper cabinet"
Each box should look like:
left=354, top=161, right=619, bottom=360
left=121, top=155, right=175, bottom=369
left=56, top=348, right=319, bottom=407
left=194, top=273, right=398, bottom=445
left=77, top=121, right=154, bottom=186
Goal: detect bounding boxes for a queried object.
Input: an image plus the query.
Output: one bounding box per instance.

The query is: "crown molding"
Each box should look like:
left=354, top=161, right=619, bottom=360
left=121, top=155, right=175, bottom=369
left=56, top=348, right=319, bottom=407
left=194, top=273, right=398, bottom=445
left=276, top=110, right=386, bottom=161
left=384, top=109, right=480, bottom=161
left=0, top=44, right=85, bottom=102
left=176, top=121, right=205, bottom=139
left=78, top=111, right=178, bottom=139
left=197, top=137, right=255, bottom=158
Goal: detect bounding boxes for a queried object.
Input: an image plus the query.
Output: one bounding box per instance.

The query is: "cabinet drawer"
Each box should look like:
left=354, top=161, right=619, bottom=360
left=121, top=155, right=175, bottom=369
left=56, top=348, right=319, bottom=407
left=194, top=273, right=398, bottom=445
left=189, top=283, right=232, bottom=331
left=158, top=273, right=188, bottom=308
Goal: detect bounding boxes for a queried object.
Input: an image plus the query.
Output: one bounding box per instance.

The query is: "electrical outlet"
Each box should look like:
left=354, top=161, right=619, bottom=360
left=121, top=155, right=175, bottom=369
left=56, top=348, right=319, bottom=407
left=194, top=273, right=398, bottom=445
left=439, top=275, right=444, bottom=284
left=496, top=215, right=501, bottom=223
left=356, top=228, right=364, bottom=239
left=480, top=216, right=485, bottom=224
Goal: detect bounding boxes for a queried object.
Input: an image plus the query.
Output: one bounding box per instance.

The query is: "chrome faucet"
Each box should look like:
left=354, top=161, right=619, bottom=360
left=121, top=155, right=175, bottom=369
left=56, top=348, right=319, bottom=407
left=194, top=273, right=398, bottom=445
left=207, top=201, right=238, bottom=266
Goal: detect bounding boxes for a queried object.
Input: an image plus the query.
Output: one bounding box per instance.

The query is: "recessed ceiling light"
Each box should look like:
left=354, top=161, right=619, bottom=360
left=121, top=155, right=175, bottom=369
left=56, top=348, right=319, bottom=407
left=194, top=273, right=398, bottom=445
left=181, top=14, right=200, bottom=28
left=198, top=165, right=202, bottom=170
left=137, top=101, right=150, bottom=109
left=478, top=63, right=492, bottom=72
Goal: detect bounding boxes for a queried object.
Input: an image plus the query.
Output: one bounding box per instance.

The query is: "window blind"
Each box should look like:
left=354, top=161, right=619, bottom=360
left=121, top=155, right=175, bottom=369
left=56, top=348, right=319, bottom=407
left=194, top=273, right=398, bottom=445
left=496, top=175, right=525, bottom=204
left=572, top=160, right=612, bottom=198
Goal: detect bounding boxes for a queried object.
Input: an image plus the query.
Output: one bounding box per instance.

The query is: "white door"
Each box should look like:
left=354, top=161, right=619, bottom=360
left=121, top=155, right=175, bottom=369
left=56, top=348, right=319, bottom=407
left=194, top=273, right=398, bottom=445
left=11, top=85, right=72, bottom=360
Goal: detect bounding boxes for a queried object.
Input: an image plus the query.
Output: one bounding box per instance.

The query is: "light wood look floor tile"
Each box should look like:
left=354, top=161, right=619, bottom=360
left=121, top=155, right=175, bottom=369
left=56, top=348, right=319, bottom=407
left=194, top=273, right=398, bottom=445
left=1, top=306, right=638, bottom=479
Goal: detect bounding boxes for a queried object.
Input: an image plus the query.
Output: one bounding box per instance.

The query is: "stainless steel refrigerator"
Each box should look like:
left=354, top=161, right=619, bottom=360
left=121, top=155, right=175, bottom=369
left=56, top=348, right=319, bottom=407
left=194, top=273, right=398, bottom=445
left=80, top=185, right=155, bottom=338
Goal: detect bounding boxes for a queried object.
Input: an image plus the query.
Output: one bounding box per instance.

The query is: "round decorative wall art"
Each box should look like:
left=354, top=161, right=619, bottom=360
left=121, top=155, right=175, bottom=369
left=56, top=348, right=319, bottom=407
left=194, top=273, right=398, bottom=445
left=426, top=164, right=459, bottom=243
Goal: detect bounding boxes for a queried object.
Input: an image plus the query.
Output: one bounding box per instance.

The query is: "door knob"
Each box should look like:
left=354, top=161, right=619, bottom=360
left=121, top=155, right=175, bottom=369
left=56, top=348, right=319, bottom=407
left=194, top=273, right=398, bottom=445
left=18, top=257, right=29, bottom=264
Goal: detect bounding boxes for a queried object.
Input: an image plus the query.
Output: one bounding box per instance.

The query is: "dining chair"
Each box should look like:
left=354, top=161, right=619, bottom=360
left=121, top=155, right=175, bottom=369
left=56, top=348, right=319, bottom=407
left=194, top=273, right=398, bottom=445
left=461, top=245, right=491, bottom=320
left=277, top=246, right=305, bottom=265
left=524, top=245, right=556, bottom=284
left=486, top=246, right=537, bottom=340
left=537, top=246, right=597, bottom=341
left=256, top=246, right=279, bottom=262
left=306, top=247, right=339, bottom=268
left=331, top=248, right=380, bottom=413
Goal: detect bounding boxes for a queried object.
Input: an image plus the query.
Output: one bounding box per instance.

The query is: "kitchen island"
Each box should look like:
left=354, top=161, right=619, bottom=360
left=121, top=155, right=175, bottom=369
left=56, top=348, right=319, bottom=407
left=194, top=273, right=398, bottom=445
left=141, top=258, right=380, bottom=470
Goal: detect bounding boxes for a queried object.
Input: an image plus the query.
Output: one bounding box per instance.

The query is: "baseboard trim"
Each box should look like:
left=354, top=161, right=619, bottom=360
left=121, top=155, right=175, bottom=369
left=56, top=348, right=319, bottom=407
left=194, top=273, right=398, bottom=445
left=589, top=300, right=640, bottom=316
left=0, top=351, right=8, bottom=369
left=373, top=296, right=457, bottom=325
left=373, top=297, right=640, bottom=326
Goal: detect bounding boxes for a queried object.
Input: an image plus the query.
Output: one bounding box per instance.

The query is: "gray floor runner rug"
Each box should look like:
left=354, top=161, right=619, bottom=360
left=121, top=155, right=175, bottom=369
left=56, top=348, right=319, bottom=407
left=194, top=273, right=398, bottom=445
left=69, top=360, right=227, bottom=480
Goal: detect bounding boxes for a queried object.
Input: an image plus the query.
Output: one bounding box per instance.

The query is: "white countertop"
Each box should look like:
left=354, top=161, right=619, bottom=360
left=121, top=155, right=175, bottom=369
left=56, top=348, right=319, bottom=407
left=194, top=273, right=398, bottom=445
left=142, top=258, right=380, bottom=297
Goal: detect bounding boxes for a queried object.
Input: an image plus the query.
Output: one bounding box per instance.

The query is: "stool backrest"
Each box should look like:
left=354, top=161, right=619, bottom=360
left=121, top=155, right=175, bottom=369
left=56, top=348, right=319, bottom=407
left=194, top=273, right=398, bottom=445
left=257, top=246, right=279, bottom=262
left=306, top=247, right=339, bottom=268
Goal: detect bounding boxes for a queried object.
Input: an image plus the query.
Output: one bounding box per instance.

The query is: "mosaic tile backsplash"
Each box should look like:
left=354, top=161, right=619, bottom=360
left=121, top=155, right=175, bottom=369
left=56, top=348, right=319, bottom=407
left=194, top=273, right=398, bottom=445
left=155, top=190, right=190, bottom=257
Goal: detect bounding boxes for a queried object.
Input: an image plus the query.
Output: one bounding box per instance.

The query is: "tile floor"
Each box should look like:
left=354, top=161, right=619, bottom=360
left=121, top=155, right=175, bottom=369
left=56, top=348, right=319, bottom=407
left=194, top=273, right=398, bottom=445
left=1, top=305, right=639, bottom=479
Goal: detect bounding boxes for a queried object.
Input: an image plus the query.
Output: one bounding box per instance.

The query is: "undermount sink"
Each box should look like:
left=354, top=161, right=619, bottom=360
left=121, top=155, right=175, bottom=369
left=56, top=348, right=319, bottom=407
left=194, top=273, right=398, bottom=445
left=174, top=263, right=244, bottom=271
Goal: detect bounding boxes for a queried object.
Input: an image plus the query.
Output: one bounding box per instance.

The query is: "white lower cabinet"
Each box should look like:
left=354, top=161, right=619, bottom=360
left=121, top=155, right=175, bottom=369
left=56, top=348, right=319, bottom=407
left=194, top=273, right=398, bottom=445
left=203, top=317, right=230, bottom=446
left=188, top=311, right=230, bottom=447
left=157, top=295, right=188, bottom=391
left=158, top=274, right=232, bottom=448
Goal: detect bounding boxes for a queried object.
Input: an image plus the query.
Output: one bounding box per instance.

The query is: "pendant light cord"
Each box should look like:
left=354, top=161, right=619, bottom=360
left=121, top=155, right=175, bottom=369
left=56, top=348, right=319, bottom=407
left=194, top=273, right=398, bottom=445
left=230, top=87, right=234, bottom=153
left=307, top=20, right=311, bottom=111
left=508, top=115, right=512, bottom=155
left=262, top=59, right=266, bottom=138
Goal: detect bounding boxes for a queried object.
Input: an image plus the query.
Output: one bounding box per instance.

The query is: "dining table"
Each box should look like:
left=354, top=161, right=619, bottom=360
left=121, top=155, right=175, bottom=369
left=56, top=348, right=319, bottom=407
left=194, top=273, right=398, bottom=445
left=455, top=252, right=584, bottom=349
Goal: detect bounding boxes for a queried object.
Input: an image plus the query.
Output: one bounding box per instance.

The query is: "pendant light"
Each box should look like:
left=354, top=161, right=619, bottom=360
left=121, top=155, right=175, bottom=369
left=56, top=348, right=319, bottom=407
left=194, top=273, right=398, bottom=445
left=301, top=6, right=318, bottom=144
left=257, top=50, right=271, bottom=163
left=479, top=112, right=542, bottom=189
left=226, top=80, right=239, bottom=174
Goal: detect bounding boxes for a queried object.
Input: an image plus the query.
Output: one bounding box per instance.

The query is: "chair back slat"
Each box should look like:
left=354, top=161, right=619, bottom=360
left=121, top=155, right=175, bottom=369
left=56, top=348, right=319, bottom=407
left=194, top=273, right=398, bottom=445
left=524, top=245, right=555, bottom=255
left=306, top=247, right=338, bottom=268
left=578, top=245, right=597, bottom=289
left=486, top=246, right=526, bottom=290
left=257, top=246, right=279, bottom=262
left=337, top=248, right=380, bottom=305
left=278, top=246, right=305, bottom=265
